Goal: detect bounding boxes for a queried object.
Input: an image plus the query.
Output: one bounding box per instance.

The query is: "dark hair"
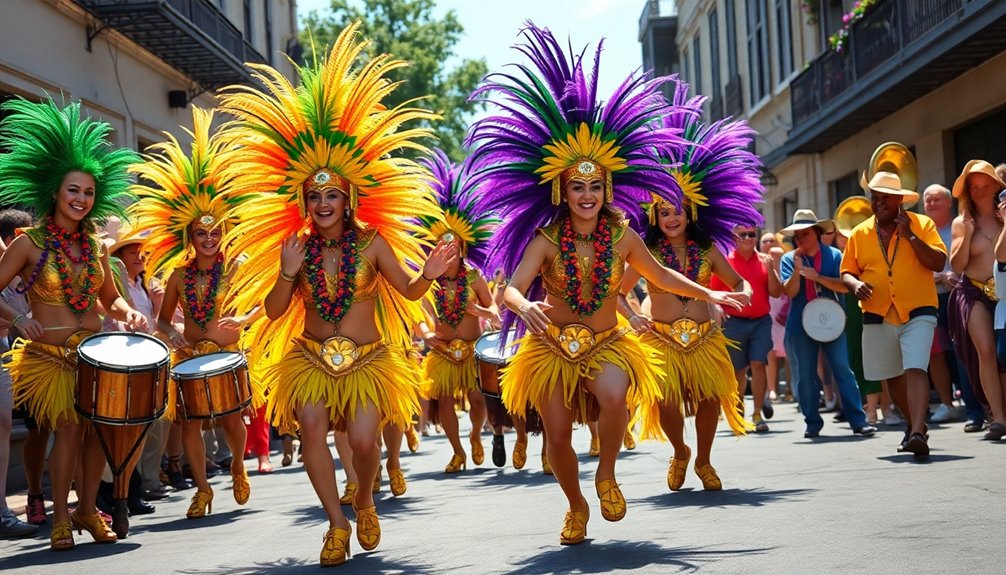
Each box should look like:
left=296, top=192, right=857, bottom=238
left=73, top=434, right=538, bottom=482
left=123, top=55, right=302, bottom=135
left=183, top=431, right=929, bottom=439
left=643, top=214, right=713, bottom=250
left=0, top=208, right=33, bottom=242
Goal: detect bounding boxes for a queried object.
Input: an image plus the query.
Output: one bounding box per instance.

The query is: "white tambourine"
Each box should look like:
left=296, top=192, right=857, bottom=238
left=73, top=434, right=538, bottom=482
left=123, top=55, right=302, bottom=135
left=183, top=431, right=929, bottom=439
left=801, top=298, right=847, bottom=343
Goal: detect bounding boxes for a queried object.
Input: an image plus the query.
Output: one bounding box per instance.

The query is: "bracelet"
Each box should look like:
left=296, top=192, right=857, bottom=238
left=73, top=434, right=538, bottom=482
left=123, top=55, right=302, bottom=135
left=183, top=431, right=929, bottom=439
left=421, top=271, right=435, bottom=282
left=12, top=314, right=25, bottom=326
left=279, top=270, right=296, bottom=282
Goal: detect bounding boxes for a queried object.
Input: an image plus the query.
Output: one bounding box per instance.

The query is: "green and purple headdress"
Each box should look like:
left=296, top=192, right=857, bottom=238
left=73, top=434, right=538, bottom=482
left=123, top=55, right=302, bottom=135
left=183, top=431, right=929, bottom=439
left=645, top=79, right=765, bottom=251
left=466, top=22, right=691, bottom=282
left=417, top=149, right=499, bottom=273
left=0, top=96, right=138, bottom=224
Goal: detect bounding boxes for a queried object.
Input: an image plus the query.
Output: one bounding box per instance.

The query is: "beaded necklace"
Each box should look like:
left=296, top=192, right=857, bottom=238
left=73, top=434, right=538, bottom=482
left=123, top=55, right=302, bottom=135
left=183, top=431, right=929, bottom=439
left=182, top=252, right=224, bottom=333
left=304, top=228, right=359, bottom=326
left=45, top=219, right=100, bottom=315
left=434, top=263, right=469, bottom=327
left=558, top=216, right=614, bottom=317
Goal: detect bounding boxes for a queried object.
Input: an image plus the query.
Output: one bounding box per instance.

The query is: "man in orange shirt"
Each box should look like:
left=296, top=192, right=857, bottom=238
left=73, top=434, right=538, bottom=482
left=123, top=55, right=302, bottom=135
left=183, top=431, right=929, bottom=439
left=842, top=172, right=947, bottom=458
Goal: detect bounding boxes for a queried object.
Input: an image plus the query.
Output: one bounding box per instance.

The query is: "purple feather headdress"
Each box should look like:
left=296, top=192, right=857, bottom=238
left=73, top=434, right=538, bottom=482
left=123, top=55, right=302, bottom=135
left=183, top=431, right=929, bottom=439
left=466, top=22, right=691, bottom=332
left=644, top=79, right=766, bottom=252
left=417, top=149, right=498, bottom=273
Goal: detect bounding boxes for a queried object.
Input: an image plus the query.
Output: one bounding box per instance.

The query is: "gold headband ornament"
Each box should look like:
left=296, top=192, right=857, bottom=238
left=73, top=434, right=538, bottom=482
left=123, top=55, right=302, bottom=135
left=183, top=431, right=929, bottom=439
left=302, top=168, right=358, bottom=214
left=553, top=159, right=612, bottom=206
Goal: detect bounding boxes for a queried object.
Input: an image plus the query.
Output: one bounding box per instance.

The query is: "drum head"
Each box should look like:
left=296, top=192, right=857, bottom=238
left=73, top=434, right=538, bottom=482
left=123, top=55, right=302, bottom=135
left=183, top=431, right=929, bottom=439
left=474, top=331, right=518, bottom=364
left=173, top=352, right=246, bottom=379
left=802, top=299, right=847, bottom=343
left=77, top=332, right=170, bottom=371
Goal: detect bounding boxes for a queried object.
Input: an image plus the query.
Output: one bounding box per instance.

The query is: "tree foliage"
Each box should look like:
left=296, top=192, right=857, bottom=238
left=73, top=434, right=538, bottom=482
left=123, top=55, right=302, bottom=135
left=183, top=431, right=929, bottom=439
left=301, top=0, right=487, bottom=161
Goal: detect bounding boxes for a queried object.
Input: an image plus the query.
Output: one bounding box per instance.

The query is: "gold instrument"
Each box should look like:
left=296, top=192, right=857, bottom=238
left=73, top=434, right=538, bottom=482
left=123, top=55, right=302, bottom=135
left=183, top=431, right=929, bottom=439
left=835, top=196, right=873, bottom=237
left=858, top=141, right=919, bottom=207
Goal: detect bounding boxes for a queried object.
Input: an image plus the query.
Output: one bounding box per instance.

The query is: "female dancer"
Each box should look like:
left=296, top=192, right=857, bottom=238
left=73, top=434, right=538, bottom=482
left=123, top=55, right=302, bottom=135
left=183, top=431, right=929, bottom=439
left=416, top=150, right=500, bottom=473
left=0, top=97, right=148, bottom=550
left=128, top=107, right=263, bottom=519
left=468, top=24, right=745, bottom=544
left=219, top=23, right=453, bottom=566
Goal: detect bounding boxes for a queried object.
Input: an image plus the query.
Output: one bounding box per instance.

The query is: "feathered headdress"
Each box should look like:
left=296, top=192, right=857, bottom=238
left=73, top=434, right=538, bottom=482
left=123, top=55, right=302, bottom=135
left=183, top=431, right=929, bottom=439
left=646, top=79, right=765, bottom=251
left=466, top=22, right=689, bottom=287
left=0, top=96, right=138, bottom=224
left=218, top=21, right=441, bottom=351
left=416, top=149, right=498, bottom=272
left=127, top=107, right=249, bottom=278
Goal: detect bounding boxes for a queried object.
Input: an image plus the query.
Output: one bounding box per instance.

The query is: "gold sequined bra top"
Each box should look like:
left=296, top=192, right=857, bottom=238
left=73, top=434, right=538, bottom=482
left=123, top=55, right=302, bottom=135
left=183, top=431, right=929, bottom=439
left=539, top=219, right=628, bottom=302
left=646, top=245, right=712, bottom=294
left=298, top=227, right=380, bottom=305
left=19, top=227, right=105, bottom=307
left=174, top=268, right=232, bottom=321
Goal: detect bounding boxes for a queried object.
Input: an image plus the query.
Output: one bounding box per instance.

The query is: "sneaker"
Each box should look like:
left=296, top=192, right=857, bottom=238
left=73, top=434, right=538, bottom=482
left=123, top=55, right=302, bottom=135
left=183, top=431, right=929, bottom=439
left=882, top=412, right=904, bottom=426
left=25, top=493, right=46, bottom=525
left=0, top=508, right=38, bottom=538
left=930, top=404, right=958, bottom=423
left=853, top=424, right=877, bottom=437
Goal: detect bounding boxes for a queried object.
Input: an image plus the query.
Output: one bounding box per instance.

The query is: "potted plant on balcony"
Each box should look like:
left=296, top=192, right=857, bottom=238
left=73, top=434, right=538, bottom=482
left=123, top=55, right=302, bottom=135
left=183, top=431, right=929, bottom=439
left=828, top=0, right=879, bottom=53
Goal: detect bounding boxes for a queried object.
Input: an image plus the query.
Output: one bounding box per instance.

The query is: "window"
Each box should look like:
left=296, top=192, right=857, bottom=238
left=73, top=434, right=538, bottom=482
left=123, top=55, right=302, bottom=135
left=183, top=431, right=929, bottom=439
left=709, top=8, right=722, bottom=99
left=725, top=0, right=738, bottom=78
left=243, top=0, right=253, bottom=41
left=831, top=171, right=859, bottom=213
left=682, top=47, right=690, bottom=87
left=692, top=34, right=702, bottom=96
left=775, top=0, right=794, bottom=82
left=779, top=190, right=798, bottom=230
left=264, top=1, right=273, bottom=64
left=746, top=0, right=770, bottom=105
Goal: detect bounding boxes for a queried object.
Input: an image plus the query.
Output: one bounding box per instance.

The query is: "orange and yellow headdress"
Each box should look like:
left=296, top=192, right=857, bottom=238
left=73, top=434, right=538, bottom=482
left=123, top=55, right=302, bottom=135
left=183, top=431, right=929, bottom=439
left=217, top=21, right=441, bottom=351
left=127, top=106, right=247, bottom=278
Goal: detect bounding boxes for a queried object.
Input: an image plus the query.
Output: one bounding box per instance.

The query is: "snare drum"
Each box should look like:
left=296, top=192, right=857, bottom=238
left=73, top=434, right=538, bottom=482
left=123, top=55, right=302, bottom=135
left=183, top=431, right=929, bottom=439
left=172, top=351, right=252, bottom=420
left=801, top=298, right=847, bottom=343
left=474, top=330, right=518, bottom=396
left=75, top=332, right=170, bottom=426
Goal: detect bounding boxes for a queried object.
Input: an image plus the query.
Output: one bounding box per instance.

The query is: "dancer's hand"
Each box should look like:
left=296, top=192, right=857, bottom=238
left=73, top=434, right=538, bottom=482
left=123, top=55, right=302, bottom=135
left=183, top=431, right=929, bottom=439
left=13, top=316, right=43, bottom=340
left=707, top=291, right=746, bottom=311
left=125, top=309, right=149, bottom=332
left=515, top=300, right=552, bottom=334
left=279, top=234, right=306, bottom=278
left=422, top=241, right=459, bottom=280
left=627, top=313, right=653, bottom=334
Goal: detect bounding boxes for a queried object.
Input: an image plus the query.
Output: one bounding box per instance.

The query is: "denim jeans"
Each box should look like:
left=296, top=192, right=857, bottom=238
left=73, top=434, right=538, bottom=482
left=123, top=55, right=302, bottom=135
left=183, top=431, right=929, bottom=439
left=789, top=328, right=868, bottom=433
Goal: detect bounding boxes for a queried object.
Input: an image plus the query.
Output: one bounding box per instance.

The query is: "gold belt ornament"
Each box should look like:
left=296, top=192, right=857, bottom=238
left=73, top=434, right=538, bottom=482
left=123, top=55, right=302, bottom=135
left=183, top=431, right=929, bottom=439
left=445, top=338, right=471, bottom=362
left=193, top=340, right=221, bottom=355
left=557, top=324, right=596, bottom=360
left=668, top=318, right=701, bottom=348
left=321, top=336, right=360, bottom=374
left=971, top=277, right=998, bottom=302
left=62, top=330, right=92, bottom=362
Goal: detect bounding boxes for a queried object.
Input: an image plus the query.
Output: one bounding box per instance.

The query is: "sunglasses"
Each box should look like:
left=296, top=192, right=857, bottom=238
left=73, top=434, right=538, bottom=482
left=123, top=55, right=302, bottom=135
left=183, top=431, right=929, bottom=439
left=736, top=232, right=758, bottom=239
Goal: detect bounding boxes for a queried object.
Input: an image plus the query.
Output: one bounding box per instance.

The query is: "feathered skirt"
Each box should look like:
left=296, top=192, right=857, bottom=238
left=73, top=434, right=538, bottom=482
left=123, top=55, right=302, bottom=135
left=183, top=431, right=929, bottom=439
left=6, top=338, right=81, bottom=429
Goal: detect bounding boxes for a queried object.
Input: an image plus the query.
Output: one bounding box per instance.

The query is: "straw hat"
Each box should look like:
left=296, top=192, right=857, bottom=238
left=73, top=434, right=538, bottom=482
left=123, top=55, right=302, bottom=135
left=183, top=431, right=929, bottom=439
left=859, top=171, right=919, bottom=204
left=780, top=209, right=835, bottom=235
left=952, top=160, right=1006, bottom=199
left=106, top=224, right=148, bottom=255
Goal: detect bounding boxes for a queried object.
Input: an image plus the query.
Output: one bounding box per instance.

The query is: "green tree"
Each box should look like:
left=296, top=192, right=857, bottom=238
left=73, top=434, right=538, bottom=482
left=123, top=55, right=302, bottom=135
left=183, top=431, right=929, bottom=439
left=301, top=0, right=487, bottom=161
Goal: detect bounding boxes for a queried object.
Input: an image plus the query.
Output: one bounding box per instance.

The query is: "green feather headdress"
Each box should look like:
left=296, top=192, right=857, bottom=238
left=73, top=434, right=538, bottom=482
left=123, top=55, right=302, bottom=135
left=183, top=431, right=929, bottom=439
left=0, top=96, right=138, bottom=224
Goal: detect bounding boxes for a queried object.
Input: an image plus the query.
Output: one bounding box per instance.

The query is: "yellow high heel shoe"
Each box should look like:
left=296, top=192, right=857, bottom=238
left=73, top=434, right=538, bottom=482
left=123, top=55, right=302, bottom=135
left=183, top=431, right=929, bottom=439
left=445, top=453, right=466, bottom=473
left=695, top=463, right=722, bottom=491
left=667, top=445, right=691, bottom=491
left=588, top=437, right=600, bottom=457
left=353, top=505, right=381, bottom=551
left=320, top=524, right=352, bottom=566
left=186, top=489, right=214, bottom=519
left=233, top=468, right=251, bottom=505
left=70, top=509, right=117, bottom=543
left=388, top=468, right=407, bottom=496
left=595, top=479, right=626, bottom=522
left=470, top=435, right=485, bottom=466
left=623, top=429, right=637, bottom=450
left=405, top=426, right=420, bottom=453
left=542, top=453, right=553, bottom=475
left=50, top=519, right=74, bottom=551
left=372, top=465, right=382, bottom=493
left=512, top=441, right=528, bottom=470
left=559, top=508, right=589, bottom=545
left=339, top=482, right=358, bottom=506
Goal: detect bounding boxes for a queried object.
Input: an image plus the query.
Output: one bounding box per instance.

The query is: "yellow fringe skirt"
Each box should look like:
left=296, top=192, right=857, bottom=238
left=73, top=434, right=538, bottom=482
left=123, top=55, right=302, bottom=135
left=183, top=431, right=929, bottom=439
left=264, top=338, right=421, bottom=434
left=6, top=339, right=79, bottom=429
left=501, top=322, right=664, bottom=424
left=639, top=320, right=751, bottom=439
left=422, top=340, right=479, bottom=400
left=164, top=341, right=266, bottom=422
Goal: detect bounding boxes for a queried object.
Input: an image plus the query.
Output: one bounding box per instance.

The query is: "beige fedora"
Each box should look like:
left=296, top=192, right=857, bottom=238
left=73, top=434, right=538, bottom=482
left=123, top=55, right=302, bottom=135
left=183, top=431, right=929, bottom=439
left=108, top=225, right=149, bottom=255
left=780, top=209, right=835, bottom=235
left=860, top=171, right=919, bottom=204
left=952, top=159, right=1006, bottom=199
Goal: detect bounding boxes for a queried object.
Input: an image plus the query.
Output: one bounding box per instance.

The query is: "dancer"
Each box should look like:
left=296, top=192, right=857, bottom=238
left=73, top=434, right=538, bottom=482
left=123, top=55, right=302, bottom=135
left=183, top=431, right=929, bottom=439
left=619, top=81, right=763, bottom=491
left=219, top=22, right=454, bottom=566
left=468, top=24, right=745, bottom=545
left=128, top=107, right=263, bottom=518
left=416, top=150, right=501, bottom=473
left=0, top=97, right=148, bottom=550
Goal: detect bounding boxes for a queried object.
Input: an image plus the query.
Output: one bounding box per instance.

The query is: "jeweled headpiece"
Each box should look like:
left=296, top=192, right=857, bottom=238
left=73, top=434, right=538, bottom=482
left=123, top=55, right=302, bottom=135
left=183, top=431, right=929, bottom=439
left=0, top=96, right=138, bottom=224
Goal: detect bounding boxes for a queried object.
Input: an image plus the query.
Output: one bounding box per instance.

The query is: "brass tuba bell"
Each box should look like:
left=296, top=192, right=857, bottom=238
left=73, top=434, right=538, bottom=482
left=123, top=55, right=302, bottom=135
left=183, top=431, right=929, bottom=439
left=840, top=142, right=921, bottom=236
left=834, top=195, right=873, bottom=237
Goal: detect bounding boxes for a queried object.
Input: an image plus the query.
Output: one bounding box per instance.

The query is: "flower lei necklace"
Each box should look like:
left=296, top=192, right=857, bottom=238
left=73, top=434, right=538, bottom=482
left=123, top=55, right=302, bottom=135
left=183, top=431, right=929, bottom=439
left=434, top=262, right=469, bottom=327
left=45, top=219, right=100, bottom=314
left=183, top=252, right=224, bottom=332
left=304, top=228, right=359, bottom=325
left=659, top=238, right=702, bottom=303
left=559, top=216, right=614, bottom=317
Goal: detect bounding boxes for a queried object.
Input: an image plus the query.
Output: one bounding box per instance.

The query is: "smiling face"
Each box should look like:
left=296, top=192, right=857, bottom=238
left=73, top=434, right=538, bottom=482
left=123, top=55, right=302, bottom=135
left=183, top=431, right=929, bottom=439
left=656, top=203, right=688, bottom=241
left=564, top=179, right=604, bottom=222
left=792, top=227, right=820, bottom=254
left=967, top=172, right=1002, bottom=208
left=923, top=186, right=952, bottom=223
left=305, top=186, right=348, bottom=231
left=116, top=243, right=145, bottom=278
left=760, top=232, right=779, bottom=252
left=54, top=171, right=96, bottom=224
left=735, top=225, right=758, bottom=251
left=190, top=225, right=223, bottom=259
left=870, top=190, right=901, bottom=226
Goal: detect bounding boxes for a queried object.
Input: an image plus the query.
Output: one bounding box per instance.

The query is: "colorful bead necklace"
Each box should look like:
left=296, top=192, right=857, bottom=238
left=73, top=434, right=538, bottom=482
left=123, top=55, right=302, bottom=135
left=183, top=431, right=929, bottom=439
left=304, top=228, right=359, bottom=325
left=182, top=252, right=224, bottom=333
left=434, top=263, right=469, bottom=327
left=659, top=238, right=702, bottom=282
left=558, top=216, right=614, bottom=317
left=45, top=219, right=100, bottom=314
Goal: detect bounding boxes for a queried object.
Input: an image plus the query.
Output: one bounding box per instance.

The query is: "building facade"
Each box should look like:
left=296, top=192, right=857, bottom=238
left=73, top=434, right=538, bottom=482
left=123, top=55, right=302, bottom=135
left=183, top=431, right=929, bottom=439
left=645, top=0, right=1006, bottom=231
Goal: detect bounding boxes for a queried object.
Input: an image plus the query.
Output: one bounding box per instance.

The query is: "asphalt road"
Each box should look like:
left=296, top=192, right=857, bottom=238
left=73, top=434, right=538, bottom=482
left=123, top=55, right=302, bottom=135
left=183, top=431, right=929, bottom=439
left=3, top=400, right=1005, bottom=574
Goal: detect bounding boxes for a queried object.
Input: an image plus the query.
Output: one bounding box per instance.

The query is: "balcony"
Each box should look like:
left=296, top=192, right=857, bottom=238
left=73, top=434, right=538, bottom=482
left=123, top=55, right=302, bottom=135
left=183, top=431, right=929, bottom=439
left=74, top=0, right=267, bottom=90
left=774, top=0, right=1006, bottom=162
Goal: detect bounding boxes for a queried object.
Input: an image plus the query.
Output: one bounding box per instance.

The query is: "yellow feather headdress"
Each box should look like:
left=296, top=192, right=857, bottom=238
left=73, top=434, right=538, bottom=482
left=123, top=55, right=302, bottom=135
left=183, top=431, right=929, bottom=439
left=217, top=21, right=442, bottom=354
left=127, top=107, right=247, bottom=279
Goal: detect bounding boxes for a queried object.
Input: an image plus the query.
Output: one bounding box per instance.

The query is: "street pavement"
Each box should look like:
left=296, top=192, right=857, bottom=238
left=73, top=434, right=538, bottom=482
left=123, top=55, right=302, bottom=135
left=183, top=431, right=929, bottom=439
left=3, top=401, right=1006, bottom=574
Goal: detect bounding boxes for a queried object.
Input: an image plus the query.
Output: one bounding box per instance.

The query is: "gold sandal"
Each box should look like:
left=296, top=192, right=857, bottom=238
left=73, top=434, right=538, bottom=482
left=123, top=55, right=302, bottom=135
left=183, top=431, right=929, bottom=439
left=70, top=510, right=117, bottom=543
left=339, top=482, right=358, bottom=506
left=186, top=489, right=214, bottom=519
left=623, top=429, right=637, bottom=450
left=667, top=445, right=691, bottom=491
left=320, top=525, right=352, bottom=566
left=445, top=453, right=466, bottom=473
left=694, top=463, right=722, bottom=491
left=353, top=505, right=381, bottom=551
left=512, top=441, right=527, bottom=470
left=50, top=519, right=74, bottom=551
left=405, top=427, right=420, bottom=453
left=595, top=479, right=626, bottom=522
left=388, top=468, right=407, bottom=496
left=588, top=437, right=600, bottom=457
left=470, top=435, right=484, bottom=466
left=559, top=509, right=589, bottom=545
left=542, top=453, right=553, bottom=475
left=233, top=468, right=251, bottom=505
